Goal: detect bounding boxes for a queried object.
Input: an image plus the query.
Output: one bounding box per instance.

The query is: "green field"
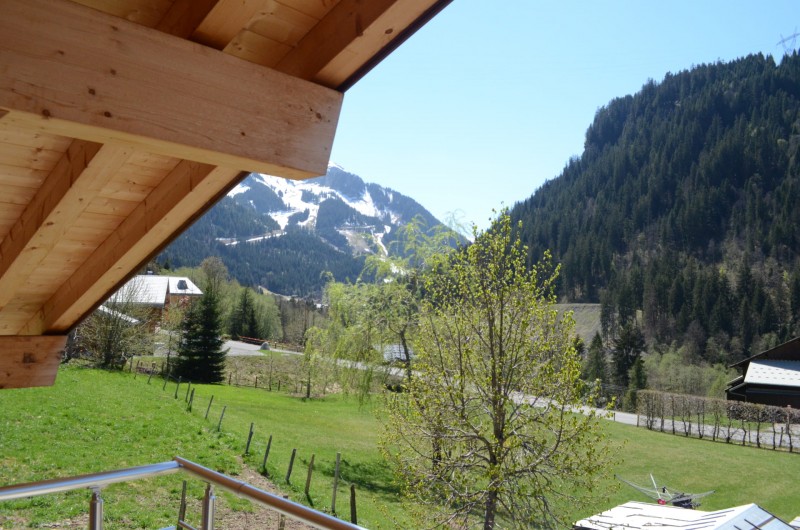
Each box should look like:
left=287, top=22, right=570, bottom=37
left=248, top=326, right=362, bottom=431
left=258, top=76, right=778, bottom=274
left=1, top=364, right=798, bottom=529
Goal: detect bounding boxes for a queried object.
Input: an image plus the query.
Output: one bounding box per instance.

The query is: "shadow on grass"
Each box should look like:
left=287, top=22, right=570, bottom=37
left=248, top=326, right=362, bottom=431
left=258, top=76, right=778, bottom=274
left=337, top=459, right=401, bottom=496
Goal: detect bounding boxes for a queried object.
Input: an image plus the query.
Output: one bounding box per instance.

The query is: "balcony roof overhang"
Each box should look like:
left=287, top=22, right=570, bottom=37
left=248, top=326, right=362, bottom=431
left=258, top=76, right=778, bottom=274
left=0, top=0, right=451, bottom=389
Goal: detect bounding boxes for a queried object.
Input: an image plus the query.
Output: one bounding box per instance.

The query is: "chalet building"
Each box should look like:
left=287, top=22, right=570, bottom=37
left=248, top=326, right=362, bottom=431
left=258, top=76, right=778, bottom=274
left=114, top=275, right=203, bottom=328
left=726, top=337, right=800, bottom=408
left=574, top=501, right=796, bottom=530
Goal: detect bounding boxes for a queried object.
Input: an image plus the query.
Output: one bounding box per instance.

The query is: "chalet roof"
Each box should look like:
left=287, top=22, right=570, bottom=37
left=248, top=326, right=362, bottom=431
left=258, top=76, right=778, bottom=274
left=732, top=337, right=800, bottom=369
left=167, top=277, right=203, bottom=298
left=115, top=275, right=201, bottom=307
left=0, top=0, right=451, bottom=389
left=574, top=501, right=793, bottom=530
left=744, top=360, right=800, bottom=388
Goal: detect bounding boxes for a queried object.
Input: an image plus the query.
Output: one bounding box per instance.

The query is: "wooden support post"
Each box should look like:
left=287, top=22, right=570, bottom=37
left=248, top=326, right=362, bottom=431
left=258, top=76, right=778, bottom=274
left=286, top=448, right=297, bottom=484
left=350, top=484, right=357, bottom=525
left=177, top=480, right=188, bottom=527
left=261, top=434, right=273, bottom=475
left=331, top=452, right=341, bottom=514
left=187, top=388, right=195, bottom=412
left=304, top=453, right=315, bottom=497
left=174, top=377, right=181, bottom=399
left=244, top=423, right=255, bottom=455
left=162, top=370, right=170, bottom=391
left=278, top=495, right=288, bottom=530
left=147, top=364, right=154, bottom=384
left=185, top=381, right=191, bottom=402
left=255, top=376, right=258, bottom=388
left=217, top=406, right=226, bottom=432
left=134, top=361, right=140, bottom=378
left=205, top=395, right=214, bottom=420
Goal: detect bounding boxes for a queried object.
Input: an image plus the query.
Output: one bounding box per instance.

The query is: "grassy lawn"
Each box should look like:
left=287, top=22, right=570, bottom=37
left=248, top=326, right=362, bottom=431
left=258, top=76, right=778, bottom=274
left=0, top=365, right=244, bottom=529
left=1, top=363, right=798, bottom=528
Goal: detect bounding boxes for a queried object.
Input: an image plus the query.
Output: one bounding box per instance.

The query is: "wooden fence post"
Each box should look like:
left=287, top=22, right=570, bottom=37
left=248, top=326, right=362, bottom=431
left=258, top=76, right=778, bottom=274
left=205, top=395, right=214, bottom=420
left=331, top=452, right=341, bottom=514
left=262, top=435, right=273, bottom=474
left=174, top=377, right=181, bottom=399
left=185, top=382, right=191, bottom=402
left=286, top=448, right=297, bottom=484
left=187, top=388, right=195, bottom=412
left=304, top=454, right=315, bottom=497
left=217, top=406, right=226, bottom=432
left=162, top=370, right=170, bottom=391
left=244, top=423, right=255, bottom=455
left=350, top=484, right=357, bottom=525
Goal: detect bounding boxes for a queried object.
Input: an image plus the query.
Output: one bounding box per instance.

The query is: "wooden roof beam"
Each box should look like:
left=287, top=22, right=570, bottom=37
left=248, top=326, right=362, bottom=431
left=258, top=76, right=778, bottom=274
left=0, top=335, right=67, bottom=389
left=21, top=162, right=242, bottom=335
left=274, top=0, right=399, bottom=81
left=155, top=0, right=222, bottom=39
left=0, top=0, right=342, bottom=180
left=0, top=141, right=132, bottom=311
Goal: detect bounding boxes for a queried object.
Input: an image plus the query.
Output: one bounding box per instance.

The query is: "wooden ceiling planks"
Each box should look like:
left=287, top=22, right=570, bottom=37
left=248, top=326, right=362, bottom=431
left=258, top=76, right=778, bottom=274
left=0, top=0, right=452, bottom=388
left=71, top=0, right=176, bottom=26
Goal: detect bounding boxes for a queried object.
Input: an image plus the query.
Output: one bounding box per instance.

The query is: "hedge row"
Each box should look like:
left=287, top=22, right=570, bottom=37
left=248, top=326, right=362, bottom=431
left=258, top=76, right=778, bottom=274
left=636, top=390, right=799, bottom=451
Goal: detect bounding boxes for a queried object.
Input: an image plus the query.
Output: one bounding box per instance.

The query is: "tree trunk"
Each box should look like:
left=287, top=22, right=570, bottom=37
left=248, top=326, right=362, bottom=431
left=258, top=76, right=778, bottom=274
left=483, top=488, right=498, bottom=530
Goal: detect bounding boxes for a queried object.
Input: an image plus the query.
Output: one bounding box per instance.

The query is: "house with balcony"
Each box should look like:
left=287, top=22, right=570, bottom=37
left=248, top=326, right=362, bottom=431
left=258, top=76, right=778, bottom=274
left=726, top=337, right=800, bottom=408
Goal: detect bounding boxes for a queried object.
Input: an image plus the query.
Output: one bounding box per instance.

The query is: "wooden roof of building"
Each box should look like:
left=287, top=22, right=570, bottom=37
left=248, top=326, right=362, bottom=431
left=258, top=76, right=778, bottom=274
left=731, top=337, right=800, bottom=369
left=0, top=0, right=452, bottom=389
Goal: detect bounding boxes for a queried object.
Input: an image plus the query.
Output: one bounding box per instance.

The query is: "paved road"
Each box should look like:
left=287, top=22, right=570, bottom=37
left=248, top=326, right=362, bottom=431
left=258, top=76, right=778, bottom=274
left=224, top=340, right=302, bottom=356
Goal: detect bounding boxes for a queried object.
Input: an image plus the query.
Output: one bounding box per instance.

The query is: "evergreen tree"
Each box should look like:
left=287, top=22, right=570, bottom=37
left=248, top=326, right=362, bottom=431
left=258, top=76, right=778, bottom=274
left=582, top=331, right=607, bottom=383
left=612, top=323, right=646, bottom=387
left=623, top=356, right=648, bottom=412
left=230, top=287, right=260, bottom=340
left=175, top=259, right=229, bottom=383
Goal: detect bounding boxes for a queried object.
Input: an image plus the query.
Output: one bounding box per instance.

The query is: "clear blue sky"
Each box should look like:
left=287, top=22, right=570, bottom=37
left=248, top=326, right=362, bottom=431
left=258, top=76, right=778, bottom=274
left=329, top=1, right=799, bottom=232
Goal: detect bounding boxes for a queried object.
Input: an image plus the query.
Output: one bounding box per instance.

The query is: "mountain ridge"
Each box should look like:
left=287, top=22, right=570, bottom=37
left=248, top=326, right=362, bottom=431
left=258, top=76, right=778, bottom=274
left=158, top=164, right=450, bottom=297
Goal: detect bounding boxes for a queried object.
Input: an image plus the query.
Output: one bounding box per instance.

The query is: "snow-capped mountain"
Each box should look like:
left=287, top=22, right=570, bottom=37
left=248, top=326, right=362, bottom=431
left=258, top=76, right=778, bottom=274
left=226, top=163, right=440, bottom=255
left=158, top=163, right=450, bottom=297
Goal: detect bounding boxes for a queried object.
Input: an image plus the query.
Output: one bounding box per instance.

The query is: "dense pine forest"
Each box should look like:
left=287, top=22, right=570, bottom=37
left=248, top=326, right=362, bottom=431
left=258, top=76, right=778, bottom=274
left=510, top=52, right=800, bottom=364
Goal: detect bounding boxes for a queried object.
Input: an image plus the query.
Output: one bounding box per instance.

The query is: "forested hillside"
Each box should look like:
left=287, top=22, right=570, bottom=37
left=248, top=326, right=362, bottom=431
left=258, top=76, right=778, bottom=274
left=510, top=52, right=800, bottom=364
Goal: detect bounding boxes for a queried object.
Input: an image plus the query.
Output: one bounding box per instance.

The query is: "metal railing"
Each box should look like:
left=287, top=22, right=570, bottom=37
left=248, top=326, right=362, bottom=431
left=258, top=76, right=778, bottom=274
left=0, top=456, right=365, bottom=530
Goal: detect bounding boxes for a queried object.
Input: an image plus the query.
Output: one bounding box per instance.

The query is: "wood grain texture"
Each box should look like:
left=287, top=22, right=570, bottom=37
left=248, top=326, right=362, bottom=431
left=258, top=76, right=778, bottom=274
left=31, top=163, right=241, bottom=333
left=0, top=142, right=131, bottom=310
left=0, top=335, right=67, bottom=389
left=0, top=0, right=342, bottom=179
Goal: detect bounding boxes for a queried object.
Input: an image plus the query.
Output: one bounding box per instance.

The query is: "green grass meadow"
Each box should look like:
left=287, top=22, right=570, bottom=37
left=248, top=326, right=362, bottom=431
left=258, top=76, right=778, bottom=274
left=1, top=363, right=798, bottom=529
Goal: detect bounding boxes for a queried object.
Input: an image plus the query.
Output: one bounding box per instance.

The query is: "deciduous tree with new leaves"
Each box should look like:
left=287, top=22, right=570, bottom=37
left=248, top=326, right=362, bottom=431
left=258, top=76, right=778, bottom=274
left=382, top=213, right=613, bottom=529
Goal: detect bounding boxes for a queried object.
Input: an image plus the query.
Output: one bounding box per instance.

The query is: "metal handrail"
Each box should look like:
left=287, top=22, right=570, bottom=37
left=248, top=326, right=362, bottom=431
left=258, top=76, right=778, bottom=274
left=0, top=461, right=181, bottom=501
left=0, top=457, right=366, bottom=530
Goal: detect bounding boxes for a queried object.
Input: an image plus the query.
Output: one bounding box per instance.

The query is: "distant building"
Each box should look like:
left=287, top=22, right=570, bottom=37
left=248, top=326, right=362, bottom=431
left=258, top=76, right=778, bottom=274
left=574, top=501, right=795, bottom=529
left=114, top=275, right=202, bottom=326
left=726, top=337, right=800, bottom=408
